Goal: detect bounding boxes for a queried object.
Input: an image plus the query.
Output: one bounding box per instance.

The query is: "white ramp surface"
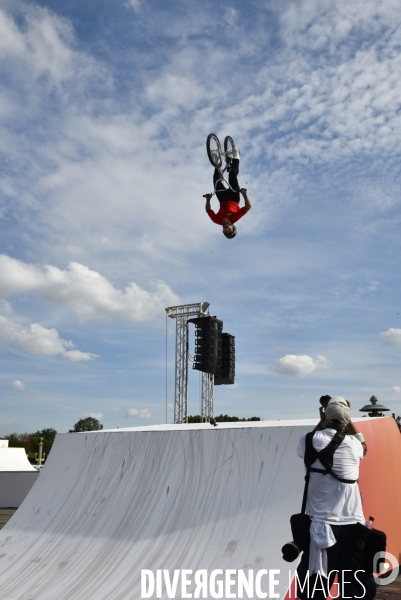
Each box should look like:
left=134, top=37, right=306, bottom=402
left=0, top=447, right=37, bottom=472
left=0, top=422, right=314, bottom=599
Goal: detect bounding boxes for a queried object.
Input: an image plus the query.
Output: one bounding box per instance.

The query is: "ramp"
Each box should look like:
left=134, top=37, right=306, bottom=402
left=0, top=446, right=39, bottom=508
left=0, top=419, right=400, bottom=599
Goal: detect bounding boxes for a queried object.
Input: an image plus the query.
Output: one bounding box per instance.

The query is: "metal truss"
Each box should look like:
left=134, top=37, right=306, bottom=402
left=201, top=372, right=214, bottom=422
left=165, top=302, right=212, bottom=424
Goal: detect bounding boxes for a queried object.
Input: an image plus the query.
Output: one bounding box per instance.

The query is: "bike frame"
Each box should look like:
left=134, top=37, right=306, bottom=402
left=211, top=163, right=237, bottom=196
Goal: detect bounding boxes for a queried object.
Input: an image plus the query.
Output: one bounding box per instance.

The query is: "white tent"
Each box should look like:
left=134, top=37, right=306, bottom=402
left=0, top=447, right=37, bottom=472
left=0, top=444, right=39, bottom=508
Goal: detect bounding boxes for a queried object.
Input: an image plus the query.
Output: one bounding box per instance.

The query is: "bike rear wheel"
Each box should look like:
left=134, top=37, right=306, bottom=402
left=207, top=133, right=222, bottom=168
left=224, top=136, right=235, bottom=160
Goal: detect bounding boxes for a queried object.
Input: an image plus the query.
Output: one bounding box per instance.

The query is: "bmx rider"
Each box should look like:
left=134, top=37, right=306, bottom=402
left=204, top=145, right=251, bottom=239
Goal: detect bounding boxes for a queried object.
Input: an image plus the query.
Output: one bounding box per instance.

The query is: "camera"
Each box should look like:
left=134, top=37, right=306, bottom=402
left=319, top=394, right=331, bottom=411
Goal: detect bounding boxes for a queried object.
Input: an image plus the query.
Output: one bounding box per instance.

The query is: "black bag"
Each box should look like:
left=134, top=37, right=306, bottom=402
left=352, top=522, right=372, bottom=550
left=353, top=522, right=387, bottom=573
left=365, top=528, right=387, bottom=574
left=282, top=437, right=314, bottom=562
left=290, top=513, right=311, bottom=551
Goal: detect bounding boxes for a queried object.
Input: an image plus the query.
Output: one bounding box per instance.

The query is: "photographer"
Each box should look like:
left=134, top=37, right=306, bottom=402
left=295, top=396, right=376, bottom=599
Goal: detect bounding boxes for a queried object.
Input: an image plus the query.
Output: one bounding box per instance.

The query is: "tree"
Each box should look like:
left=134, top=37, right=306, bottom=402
left=3, top=432, right=44, bottom=462
left=215, top=414, right=260, bottom=422
left=187, top=414, right=260, bottom=423
left=69, top=417, right=104, bottom=432
left=33, top=428, right=57, bottom=459
left=19, top=433, right=38, bottom=460
left=187, top=415, right=202, bottom=423
left=3, top=433, right=27, bottom=448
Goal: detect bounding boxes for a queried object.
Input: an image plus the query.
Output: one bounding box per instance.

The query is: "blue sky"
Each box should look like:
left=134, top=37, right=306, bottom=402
left=1, top=0, right=401, bottom=434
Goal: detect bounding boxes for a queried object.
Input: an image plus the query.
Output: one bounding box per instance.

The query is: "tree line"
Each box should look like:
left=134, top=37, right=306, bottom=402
left=1, top=417, right=103, bottom=464
left=188, top=414, right=260, bottom=423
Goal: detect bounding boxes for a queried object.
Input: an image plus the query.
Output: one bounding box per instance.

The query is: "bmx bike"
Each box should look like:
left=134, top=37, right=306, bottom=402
left=206, top=133, right=237, bottom=195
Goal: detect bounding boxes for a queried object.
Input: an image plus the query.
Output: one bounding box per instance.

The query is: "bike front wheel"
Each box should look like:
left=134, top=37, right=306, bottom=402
left=224, top=136, right=235, bottom=160
left=207, top=133, right=222, bottom=168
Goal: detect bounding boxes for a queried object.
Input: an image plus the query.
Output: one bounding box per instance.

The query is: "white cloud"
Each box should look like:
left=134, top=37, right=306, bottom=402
left=125, top=0, right=142, bottom=13
left=280, top=0, right=401, bottom=53
left=11, top=380, right=25, bottom=390
left=393, top=386, right=401, bottom=393
left=272, top=354, right=330, bottom=376
left=0, top=255, right=179, bottom=323
left=1, top=0, right=401, bottom=274
left=380, top=328, right=401, bottom=346
left=0, top=5, right=103, bottom=89
left=0, top=299, right=13, bottom=316
left=224, top=8, right=238, bottom=26
left=126, top=408, right=152, bottom=419
left=0, top=314, right=96, bottom=361
left=86, top=412, right=104, bottom=421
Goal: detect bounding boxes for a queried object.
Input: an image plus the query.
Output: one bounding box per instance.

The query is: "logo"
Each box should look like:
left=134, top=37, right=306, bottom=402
left=373, top=552, right=399, bottom=586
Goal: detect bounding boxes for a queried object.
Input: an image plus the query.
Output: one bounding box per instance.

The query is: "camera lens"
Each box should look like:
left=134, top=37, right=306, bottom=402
left=282, top=542, right=301, bottom=562
left=319, top=395, right=331, bottom=409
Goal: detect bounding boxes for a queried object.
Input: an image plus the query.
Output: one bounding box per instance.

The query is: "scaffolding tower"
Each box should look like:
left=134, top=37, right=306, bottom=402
left=165, top=302, right=214, bottom=424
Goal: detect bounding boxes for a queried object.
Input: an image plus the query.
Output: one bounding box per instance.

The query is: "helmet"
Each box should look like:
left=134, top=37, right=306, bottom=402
left=223, top=225, right=237, bottom=239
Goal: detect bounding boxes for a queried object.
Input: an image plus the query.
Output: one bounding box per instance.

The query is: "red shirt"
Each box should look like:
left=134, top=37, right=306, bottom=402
left=207, top=200, right=248, bottom=225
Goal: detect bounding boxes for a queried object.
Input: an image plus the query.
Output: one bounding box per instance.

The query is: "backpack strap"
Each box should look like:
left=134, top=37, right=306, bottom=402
left=304, top=431, right=319, bottom=469
left=304, top=430, right=357, bottom=485
left=301, top=432, right=316, bottom=514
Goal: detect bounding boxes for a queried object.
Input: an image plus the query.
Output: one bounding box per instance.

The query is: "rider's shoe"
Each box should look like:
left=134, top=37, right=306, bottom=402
left=231, top=146, right=240, bottom=161
left=225, top=145, right=240, bottom=169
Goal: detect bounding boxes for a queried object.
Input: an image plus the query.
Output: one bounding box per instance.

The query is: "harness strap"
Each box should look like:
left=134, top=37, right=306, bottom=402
left=304, top=430, right=357, bottom=485
left=309, top=466, right=357, bottom=484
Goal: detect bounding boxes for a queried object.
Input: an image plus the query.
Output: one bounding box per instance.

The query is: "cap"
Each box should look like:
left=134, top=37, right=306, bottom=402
left=325, top=396, right=350, bottom=430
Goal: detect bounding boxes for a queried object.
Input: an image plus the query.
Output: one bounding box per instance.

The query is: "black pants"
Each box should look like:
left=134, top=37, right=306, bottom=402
left=214, top=159, right=240, bottom=203
left=296, top=525, right=376, bottom=600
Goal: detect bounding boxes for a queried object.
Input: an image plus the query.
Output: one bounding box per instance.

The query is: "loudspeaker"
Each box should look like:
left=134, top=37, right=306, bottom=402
left=214, top=333, right=235, bottom=385
left=188, top=316, right=223, bottom=375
